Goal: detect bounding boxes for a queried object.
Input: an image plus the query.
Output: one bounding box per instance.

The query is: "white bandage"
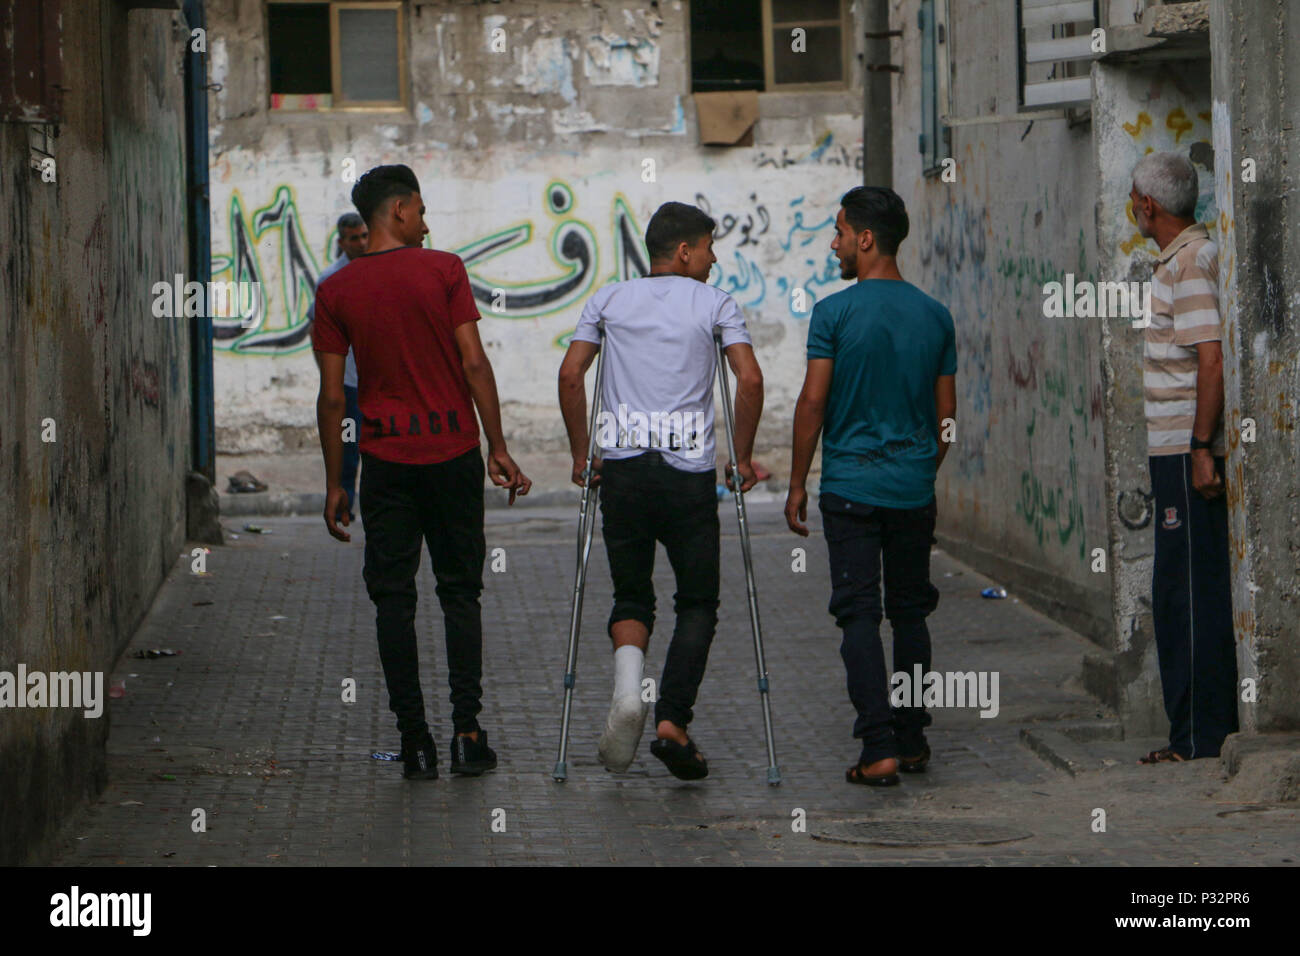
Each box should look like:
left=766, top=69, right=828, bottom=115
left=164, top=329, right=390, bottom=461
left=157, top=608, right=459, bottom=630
left=613, top=645, right=644, bottom=701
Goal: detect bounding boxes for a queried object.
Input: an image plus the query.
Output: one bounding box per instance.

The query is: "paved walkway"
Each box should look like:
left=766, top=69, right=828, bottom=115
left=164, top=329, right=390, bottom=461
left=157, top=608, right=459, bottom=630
left=49, top=501, right=1299, bottom=865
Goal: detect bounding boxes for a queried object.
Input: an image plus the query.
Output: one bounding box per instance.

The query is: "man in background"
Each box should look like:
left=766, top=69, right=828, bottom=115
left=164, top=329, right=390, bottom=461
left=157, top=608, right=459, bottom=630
left=1129, top=151, right=1237, bottom=763
left=308, top=212, right=369, bottom=520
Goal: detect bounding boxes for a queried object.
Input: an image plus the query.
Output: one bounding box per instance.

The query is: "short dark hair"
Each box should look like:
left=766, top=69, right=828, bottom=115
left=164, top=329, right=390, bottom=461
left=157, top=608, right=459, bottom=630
left=351, top=164, right=421, bottom=225
left=840, top=186, right=909, bottom=256
left=644, top=201, right=716, bottom=261
left=337, top=211, right=365, bottom=232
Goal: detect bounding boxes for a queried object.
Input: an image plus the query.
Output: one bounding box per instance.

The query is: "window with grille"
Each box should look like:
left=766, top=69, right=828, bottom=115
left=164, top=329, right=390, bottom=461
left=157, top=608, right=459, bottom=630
left=690, top=0, right=850, bottom=92
left=267, top=1, right=407, bottom=111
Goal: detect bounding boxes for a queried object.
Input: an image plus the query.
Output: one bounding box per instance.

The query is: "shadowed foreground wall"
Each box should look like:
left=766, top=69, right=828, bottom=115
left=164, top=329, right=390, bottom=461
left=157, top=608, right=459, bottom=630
left=0, top=0, right=190, bottom=864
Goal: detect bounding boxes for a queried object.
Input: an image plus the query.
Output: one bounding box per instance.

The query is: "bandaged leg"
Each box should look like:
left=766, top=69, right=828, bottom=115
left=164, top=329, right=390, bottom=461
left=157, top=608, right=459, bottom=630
left=598, top=645, right=649, bottom=772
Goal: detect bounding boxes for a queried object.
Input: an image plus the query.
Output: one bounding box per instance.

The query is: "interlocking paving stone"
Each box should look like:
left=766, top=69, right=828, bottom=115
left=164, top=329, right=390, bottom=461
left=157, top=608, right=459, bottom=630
left=45, top=502, right=1300, bottom=866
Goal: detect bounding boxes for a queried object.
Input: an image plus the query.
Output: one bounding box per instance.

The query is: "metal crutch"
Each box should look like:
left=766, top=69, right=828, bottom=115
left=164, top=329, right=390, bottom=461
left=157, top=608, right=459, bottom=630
left=714, top=333, right=782, bottom=786
left=553, top=321, right=606, bottom=782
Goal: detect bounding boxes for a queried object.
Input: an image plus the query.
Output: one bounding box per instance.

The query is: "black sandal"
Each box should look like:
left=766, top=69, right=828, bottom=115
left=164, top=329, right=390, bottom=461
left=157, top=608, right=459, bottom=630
left=846, top=760, right=900, bottom=787
left=650, top=737, right=709, bottom=780
left=899, top=744, right=931, bottom=774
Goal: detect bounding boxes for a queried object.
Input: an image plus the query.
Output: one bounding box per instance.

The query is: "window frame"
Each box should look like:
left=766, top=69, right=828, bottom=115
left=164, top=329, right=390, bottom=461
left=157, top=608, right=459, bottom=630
left=1017, top=0, right=1098, bottom=110
left=266, top=0, right=409, bottom=113
left=919, top=0, right=952, bottom=176
left=760, top=0, right=852, bottom=92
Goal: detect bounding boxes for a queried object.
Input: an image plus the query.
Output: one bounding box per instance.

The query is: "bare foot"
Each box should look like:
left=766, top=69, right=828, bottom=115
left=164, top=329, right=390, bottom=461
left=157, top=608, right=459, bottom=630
left=655, top=720, right=689, bottom=745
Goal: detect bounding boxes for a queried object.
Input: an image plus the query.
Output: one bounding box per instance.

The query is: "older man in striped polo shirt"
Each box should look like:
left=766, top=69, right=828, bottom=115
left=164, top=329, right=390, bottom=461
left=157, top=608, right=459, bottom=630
left=1130, top=151, right=1238, bottom=764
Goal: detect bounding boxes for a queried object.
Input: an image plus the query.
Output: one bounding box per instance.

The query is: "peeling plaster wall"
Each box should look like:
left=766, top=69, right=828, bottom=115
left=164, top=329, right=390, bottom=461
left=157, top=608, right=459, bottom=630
left=0, top=1, right=191, bottom=863
left=890, top=0, right=1109, bottom=644
left=1211, top=0, right=1300, bottom=732
left=206, top=0, right=866, bottom=471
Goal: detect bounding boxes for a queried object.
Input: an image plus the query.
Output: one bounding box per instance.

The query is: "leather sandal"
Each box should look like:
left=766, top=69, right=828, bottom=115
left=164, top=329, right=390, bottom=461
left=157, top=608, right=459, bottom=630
left=846, top=758, right=900, bottom=787
left=898, top=745, right=931, bottom=774
left=650, top=737, right=709, bottom=780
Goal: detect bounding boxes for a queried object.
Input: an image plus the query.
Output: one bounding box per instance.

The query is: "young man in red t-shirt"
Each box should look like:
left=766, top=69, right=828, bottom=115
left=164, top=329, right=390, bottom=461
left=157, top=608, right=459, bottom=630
left=312, top=164, right=531, bottom=780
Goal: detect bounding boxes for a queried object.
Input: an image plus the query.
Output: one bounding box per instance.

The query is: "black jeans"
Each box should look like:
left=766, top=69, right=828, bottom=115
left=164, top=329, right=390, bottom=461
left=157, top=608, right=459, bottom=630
left=1149, top=454, right=1237, bottom=758
left=819, top=491, right=940, bottom=765
left=599, top=452, right=720, bottom=730
left=359, top=447, right=486, bottom=745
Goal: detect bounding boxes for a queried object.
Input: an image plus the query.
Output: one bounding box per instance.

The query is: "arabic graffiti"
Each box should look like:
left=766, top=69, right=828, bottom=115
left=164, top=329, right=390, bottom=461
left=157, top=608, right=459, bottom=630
left=755, top=132, right=863, bottom=172
left=772, top=196, right=840, bottom=314
left=211, top=180, right=855, bottom=356
left=212, top=181, right=646, bottom=355
left=1017, top=408, right=1086, bottom=559
left=696, top=191, right=770, bottom=247
left=917, top=193, right=993, bottom=478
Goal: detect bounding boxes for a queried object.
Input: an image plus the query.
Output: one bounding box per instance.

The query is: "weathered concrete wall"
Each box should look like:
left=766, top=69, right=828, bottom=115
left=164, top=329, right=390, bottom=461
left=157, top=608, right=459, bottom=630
left=1092, top=58, right=1216, bottom=732
left=890, top=0, right=1109, bottom=643
left=206, top=0, right=865, bottom=470
left=0, top=1, right=191, bottom=863
left=1211, top=0, right=1300, bottom=731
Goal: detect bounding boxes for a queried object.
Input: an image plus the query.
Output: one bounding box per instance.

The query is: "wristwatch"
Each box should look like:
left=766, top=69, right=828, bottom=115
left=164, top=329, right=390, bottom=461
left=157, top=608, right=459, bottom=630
left=1190, top=435, right=1213, bottom=451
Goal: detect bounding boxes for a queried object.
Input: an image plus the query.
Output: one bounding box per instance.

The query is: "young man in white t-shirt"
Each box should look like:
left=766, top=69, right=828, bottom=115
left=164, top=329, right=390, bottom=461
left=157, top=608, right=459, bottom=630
left=558, top=202, right=764, bottom=780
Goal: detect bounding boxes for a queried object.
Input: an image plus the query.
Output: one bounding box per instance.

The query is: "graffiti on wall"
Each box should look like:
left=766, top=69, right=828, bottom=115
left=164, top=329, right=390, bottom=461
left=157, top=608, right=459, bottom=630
left=1009, top=321, right=1102, bottom=562
left=1016, top=407, right=1087, bottom=559
left=917, top=192, right=993, bottom=480
left=1118, top=106, right=1217, bottom=256
left=755, top=131, right=864, bottom=172
left=916, top=172, right=1105, bottom=567
left=211, top=177, right=854, bottom=355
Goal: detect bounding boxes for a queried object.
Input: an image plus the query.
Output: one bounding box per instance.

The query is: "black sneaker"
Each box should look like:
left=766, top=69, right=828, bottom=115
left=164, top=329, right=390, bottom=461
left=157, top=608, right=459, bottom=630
left=450, top=731, right=497, bottom=775
left=401, top=733, right=439, bottom=780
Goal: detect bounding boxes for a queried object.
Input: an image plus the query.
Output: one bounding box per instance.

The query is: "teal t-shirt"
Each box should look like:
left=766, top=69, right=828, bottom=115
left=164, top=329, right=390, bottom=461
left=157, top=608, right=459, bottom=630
left=806, top=279, right=956, bottom=509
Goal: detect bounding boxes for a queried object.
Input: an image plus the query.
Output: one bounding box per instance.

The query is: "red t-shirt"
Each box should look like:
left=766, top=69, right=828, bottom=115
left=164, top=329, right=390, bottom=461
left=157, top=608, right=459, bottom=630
left=311, top=246, right=481, bottom=464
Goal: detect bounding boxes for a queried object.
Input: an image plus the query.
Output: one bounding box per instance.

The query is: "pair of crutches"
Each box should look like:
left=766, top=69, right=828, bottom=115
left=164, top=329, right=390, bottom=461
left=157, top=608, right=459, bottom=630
left=552, top=324, right=782, bottom=785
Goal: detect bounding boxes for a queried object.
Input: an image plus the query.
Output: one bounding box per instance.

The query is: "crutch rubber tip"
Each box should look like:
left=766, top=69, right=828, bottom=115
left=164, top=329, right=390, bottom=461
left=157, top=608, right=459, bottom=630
left=553, top=761, right=568, bottom=782
left=767, top=767, right=782, bottom=786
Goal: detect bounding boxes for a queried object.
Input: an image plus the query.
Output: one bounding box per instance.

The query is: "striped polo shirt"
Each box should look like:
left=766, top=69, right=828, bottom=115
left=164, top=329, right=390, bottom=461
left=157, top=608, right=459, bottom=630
left=1144, top=222, right=1225, bottom=457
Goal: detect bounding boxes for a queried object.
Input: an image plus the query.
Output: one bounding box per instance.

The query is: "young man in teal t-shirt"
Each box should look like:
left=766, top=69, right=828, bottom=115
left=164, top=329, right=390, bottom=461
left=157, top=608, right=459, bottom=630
left=785, top=186, right=957, bottom=787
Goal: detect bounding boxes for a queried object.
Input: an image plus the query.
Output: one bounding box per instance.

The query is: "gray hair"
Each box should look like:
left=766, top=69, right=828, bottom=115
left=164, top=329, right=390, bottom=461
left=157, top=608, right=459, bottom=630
left=1131, top=151, right=1199, bottom=218
left=337, top=212, right=365, bottom=232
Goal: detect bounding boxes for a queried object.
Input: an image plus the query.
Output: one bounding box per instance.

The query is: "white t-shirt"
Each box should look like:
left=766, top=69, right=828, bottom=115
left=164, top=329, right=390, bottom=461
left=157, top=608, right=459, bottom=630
left=311, top=254, right=358, bottom=388
left=571, top=275, right=752, bottom=473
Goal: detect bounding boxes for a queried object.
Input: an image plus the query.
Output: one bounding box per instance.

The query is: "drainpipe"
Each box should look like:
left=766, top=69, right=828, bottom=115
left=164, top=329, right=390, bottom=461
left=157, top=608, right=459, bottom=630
left=182, top=0, right=214, bottom=482
left=862, top=0, right=897, bottom=188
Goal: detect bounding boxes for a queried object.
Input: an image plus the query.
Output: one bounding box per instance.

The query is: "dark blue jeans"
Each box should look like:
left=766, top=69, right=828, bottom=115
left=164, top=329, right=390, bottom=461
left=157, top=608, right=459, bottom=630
left=360, top=447, right=486, bottom=745
left=1150, top=454, right=1237, bottom=758
left=341, top=384, right=361, bottom=515
left=599, top=452, right=720, bottom=730
left=820, top=491, right=940, bottom=765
